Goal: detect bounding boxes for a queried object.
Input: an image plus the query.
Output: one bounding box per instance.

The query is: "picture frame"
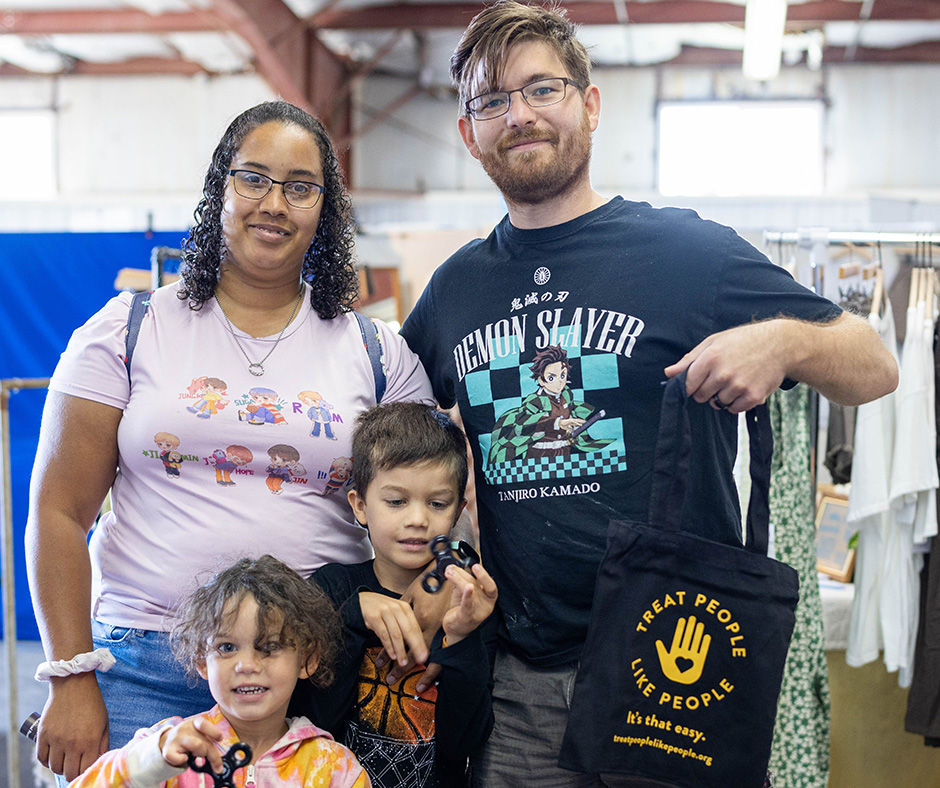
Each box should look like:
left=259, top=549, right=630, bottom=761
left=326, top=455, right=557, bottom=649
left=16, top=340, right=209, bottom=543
left=815, top=494, right=856, bottom=582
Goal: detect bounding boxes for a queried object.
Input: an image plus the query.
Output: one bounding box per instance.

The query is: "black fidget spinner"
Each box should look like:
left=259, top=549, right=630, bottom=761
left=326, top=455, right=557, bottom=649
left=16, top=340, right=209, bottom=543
left=421, top=535, right=481, bottom=593
left=188, top=741, right=252, bottom=788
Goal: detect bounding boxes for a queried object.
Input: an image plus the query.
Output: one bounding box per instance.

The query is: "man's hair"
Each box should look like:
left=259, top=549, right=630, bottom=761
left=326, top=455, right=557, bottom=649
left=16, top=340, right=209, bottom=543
left=351, top=402, right=469, bottom=500
left=450, top=0, right=592, bottom=112
left=529, top=343, right=570, bottom=380
left=170, top=555, right=341, bottom=688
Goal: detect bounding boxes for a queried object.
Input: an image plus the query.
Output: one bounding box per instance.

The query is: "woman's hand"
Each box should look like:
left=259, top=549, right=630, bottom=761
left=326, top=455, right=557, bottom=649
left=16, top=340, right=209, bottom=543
left=37, top=672, right=109, bottom=781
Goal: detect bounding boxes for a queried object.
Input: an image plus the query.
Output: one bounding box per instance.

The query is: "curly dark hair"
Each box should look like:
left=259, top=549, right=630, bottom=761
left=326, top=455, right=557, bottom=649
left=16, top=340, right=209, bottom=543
left=178, top=101, right=358, bottom=319
left=169, top=555, right=342, bottom=689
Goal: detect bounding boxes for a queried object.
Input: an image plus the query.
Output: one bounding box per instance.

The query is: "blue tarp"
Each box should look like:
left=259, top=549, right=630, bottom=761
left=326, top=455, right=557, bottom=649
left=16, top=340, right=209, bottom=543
left=0, top=231, right=187, bottom=639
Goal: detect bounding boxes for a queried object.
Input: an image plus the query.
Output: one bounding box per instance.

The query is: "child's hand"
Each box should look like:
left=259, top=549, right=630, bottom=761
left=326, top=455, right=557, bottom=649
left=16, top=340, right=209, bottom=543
left=158, top=717, right=224, bottom=773
left=441, top=563, right=498, bottom=646
left=359, top=591, right=429, bottom=667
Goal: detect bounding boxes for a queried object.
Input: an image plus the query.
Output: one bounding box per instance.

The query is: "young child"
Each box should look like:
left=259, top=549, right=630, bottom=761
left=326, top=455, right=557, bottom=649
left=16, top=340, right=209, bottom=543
left=71, top=555, right=371, bottom=788
left=290, top=402, right=497, bottom=788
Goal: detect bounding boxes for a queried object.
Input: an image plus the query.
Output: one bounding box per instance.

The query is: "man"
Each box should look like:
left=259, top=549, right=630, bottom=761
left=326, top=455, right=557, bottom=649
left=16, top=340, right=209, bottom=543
left=400, top=3, right=898, bottom=786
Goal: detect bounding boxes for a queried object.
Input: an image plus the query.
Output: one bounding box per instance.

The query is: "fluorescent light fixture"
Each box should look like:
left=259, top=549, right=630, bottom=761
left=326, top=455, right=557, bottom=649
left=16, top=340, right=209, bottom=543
left=743, top=0, right=788, bottom=81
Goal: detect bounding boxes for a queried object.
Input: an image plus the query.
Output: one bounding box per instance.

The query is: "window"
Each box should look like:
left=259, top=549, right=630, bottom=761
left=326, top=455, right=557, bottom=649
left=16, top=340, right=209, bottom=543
left=0, top=110, right=56, bottom=200
left=657, top=101, right=824, bottom=197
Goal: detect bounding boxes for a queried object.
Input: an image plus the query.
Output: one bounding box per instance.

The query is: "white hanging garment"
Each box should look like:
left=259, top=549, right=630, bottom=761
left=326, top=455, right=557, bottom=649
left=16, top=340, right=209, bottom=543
left=846, top=300, right=898, bottom=667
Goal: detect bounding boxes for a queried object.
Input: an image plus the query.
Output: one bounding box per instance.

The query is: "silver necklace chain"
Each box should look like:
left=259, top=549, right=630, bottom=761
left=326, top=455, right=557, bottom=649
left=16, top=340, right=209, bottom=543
left=214, top=288, right=304, bottom=377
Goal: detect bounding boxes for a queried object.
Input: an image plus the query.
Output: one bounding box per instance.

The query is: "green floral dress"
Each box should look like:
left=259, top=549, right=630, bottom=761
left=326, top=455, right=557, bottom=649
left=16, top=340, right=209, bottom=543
left=767, top=385, right=831, bottom=788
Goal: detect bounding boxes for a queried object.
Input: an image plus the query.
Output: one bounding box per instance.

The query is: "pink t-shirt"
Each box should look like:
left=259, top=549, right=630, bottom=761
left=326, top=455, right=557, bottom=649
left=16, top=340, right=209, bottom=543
left=49, top=282, right=433, bottom=630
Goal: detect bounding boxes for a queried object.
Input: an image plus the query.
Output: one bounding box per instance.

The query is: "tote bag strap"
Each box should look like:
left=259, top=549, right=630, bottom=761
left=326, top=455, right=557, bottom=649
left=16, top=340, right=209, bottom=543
left=649, top=371, right=774, bottom=556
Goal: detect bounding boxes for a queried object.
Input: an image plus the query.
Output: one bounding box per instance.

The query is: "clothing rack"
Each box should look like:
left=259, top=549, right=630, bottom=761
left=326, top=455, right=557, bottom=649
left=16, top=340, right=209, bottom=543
left=764, top=229, right=940, bottom=299
left=761, top=229, right=939, bottom=496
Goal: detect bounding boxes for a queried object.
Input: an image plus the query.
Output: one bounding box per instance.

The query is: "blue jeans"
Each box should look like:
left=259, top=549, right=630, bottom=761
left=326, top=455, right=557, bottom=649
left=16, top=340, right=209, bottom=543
left=92, top=619, right=214, bottom=748
left=53, top=621, right=214, bottom=786
left=471, top=648, right=625, bottom=788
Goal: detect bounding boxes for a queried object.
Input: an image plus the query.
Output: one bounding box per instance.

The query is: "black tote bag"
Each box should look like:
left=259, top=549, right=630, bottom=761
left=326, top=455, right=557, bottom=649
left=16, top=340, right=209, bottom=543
left=558, top=373, right=799, bottom=788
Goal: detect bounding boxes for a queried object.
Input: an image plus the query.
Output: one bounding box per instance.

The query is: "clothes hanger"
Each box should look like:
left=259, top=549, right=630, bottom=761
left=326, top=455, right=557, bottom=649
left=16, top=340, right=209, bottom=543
left=867, top=241, right=884, bottom=319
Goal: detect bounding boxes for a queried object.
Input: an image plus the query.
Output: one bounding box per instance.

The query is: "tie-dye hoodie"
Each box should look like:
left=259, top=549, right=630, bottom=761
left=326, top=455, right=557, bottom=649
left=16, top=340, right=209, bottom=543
left=69, top=705, right=370, bottom=788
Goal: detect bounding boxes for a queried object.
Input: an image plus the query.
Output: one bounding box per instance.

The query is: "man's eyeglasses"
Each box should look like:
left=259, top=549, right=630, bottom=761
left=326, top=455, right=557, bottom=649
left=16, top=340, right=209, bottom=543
left=228, top=169, right=324, bottom=209
left=466, top=77, right=582, bottom=121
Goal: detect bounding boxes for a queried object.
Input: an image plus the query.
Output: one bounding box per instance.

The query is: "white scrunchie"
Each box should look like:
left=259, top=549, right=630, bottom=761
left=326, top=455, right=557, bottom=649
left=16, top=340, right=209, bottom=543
left=34, top=648, right=116, bottom=682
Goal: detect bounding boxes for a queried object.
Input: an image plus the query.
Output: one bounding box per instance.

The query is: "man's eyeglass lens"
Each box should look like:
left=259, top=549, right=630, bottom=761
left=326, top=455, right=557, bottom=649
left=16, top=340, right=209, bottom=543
left=468, top=78, right=577, bottom=120
left=229, top=170, right=323, bottom=209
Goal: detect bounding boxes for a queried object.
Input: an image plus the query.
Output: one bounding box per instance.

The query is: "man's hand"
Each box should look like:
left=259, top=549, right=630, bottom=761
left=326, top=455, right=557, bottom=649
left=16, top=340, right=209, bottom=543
left=665, top=321, right=788, bottom=414
left=666, top=313, right=898, bottom=409
left=37, top=672, right=110, bottom=782
left=441, top=563, right=498, bottom=646
left=159, top=716, right=224, bottom=772
left=359, top=592, right=429, bottom=667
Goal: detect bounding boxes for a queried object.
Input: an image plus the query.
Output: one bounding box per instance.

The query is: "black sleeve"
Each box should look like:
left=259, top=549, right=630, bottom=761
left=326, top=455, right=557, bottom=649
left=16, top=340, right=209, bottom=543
left=714, top=227, right=842, bottom=329
left=427, top=614, right=497, bottom=761
left=401, top=265, right=457, bottom=409
left=288, top=563, right=375, bottom=736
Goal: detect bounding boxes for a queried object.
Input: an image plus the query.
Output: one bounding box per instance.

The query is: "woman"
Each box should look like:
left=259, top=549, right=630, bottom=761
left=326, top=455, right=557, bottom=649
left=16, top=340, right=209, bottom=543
left=25, top=101, right=432, bottom=782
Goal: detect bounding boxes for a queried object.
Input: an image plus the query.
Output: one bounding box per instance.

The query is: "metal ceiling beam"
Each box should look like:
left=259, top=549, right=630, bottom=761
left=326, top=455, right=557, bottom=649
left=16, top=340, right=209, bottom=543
left=662, top=39, right=940, bottom=66
left=311, top=0, right=940, bottom=29
left=0, top=9, right=221, bottom=35
left=68, top=57, right=208, bottom=75
left=204, top=0, right=355, bottom=180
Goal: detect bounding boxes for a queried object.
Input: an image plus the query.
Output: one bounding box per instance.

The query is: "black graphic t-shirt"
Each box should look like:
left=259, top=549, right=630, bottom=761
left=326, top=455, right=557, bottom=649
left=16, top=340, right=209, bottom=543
left=290, top=561, right=494, bottom=788
left=401, top=197, right=841, bottom=667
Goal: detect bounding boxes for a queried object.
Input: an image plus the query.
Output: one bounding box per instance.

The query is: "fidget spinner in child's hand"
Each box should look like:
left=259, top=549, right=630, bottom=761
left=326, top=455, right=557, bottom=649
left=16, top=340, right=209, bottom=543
left=421, top=535, right=481, bottom=593
left=187, top=741, right=252, bottom=788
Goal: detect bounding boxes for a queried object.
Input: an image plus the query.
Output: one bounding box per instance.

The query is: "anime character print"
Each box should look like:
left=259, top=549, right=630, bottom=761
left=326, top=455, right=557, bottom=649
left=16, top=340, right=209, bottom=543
left=265, top=444, right=306, bottom=495
left=238, top=387, right=288, bottom=426
left=489, top=345, right=613, bottom=464
left=154, top=432, right=184, bottom=479
left=298, top=390, right=338, bottom=440
left=185, top=376, right=229, bottom=419
left=208, top=444, right=253, bottom=486
left=322, top=456, right=353, bottom=496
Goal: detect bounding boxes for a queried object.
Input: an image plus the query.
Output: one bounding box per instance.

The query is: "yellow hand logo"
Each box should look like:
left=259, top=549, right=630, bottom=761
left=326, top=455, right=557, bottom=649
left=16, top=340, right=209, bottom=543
left=655, top=615, right=711, bottom=685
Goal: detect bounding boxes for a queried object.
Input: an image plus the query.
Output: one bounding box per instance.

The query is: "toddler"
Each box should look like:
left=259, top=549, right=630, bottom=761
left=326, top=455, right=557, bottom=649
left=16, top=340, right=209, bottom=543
left=72, top=555, right=370, bottom=787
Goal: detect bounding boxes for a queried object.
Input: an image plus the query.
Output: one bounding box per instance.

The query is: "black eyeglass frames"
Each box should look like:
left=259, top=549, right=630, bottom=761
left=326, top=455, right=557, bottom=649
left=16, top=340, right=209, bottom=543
left=465, top=77, right=582, bottom=120
left=228, top=169, right=324, bottom=209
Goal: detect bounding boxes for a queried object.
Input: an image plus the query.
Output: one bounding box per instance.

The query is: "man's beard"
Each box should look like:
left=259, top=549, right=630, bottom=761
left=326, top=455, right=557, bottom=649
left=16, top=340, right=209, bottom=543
left=478, top=115, right=593, bottom=206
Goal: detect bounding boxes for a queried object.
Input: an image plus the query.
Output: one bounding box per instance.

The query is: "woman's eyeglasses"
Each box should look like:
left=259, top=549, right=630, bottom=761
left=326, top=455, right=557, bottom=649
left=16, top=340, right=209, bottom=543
left=228, top=169, right=324, bottom=209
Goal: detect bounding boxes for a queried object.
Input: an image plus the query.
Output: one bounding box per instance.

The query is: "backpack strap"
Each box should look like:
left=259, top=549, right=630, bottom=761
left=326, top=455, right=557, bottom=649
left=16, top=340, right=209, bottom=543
left=354, top=311, right=387, bottom=403
left=123, top=290, right=153, bottom=383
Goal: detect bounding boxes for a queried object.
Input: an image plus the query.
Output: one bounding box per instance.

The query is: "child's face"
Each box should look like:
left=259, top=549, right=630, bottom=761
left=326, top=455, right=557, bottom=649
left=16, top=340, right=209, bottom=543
left=348, top=460, right=465, bottom=594
left=197, top=594, right=311, bottom=739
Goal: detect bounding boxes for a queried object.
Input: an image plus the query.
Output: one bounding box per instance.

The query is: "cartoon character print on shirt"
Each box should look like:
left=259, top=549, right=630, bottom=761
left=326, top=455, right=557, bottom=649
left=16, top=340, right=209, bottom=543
left=185, top=376, right=229, bottom=419
left=236, top=387, right=288, bottom=426
left=456, top=293, right=642, bottom=487
left=297, top=390, right=339, bottom=440
left=152, top=431, right=185, bottom=479
left=265, top=444, right=307, bottom=495
left=315, top=456, right=353, bottom=497
left=207, top=444, right=254, bottom=486
left=344, top=646, right=437, bottom=788
left=489, top=344, right=612, bottom=464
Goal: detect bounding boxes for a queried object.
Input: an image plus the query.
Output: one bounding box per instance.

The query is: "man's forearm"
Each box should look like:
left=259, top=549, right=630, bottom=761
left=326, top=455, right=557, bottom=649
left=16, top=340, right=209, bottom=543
left=779, top=312, right=898, bottom=406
